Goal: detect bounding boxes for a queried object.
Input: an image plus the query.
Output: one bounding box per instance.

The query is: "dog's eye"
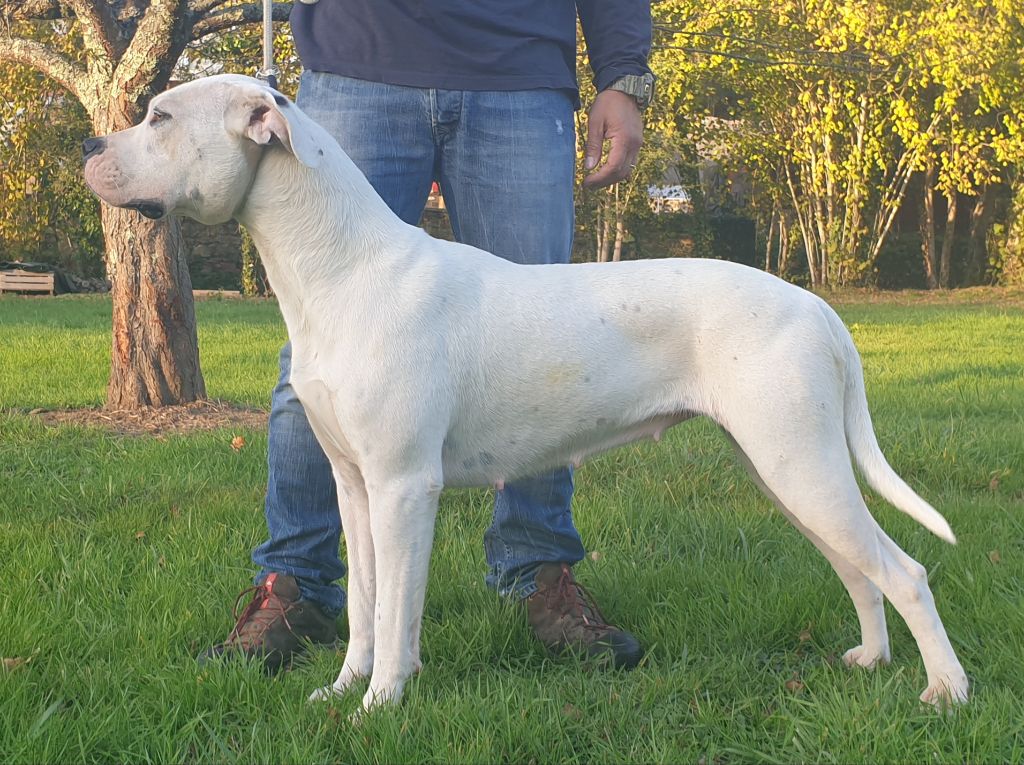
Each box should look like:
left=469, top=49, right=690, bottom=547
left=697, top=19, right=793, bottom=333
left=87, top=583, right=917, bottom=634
left=149, top=109, right=171, bottom=126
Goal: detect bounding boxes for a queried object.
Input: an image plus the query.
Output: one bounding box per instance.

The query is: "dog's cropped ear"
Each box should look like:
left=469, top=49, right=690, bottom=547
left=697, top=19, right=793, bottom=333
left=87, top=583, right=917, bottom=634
left=236, top=88, right=325, bottom=169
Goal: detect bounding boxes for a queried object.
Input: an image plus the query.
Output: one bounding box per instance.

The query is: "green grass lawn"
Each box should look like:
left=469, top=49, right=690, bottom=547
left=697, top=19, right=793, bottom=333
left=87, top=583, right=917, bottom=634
left=0, top=291, right=1022, bottom=763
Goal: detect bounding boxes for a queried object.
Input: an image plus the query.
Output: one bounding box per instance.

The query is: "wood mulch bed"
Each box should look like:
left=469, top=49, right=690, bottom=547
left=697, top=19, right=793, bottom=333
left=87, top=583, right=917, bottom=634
left=28, top=400, right=268, bottom=437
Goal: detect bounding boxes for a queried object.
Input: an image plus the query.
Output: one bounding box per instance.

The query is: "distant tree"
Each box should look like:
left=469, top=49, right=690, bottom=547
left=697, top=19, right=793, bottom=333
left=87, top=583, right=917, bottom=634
left=0, top=29, right=103, bottom=273
left=652, top=0, right=1024, bottom=288
left=897, top=0, right=1024, bottom=287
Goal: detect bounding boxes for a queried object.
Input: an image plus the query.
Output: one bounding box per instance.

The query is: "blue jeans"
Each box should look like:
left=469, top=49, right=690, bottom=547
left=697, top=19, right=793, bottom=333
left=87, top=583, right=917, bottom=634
left=252, top=71, right=586, bottom=615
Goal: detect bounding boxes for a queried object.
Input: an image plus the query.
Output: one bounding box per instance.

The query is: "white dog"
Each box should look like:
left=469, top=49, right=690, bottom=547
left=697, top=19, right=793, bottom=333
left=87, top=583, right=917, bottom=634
left=84, top=74, right=969, bottom=711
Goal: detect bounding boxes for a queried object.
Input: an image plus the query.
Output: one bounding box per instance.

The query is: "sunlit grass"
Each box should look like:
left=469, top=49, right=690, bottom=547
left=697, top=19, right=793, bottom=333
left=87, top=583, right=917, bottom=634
left=0, top=291, right=1021, bottom=763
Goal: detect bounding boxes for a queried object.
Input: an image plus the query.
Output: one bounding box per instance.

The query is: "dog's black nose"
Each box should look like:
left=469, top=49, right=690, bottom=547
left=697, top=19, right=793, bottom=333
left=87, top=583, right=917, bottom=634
left=81, top=136, right=106, bottom=160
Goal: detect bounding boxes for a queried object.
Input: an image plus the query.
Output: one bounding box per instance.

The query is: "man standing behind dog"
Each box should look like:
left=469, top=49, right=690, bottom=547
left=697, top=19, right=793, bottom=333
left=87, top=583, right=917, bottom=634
left=202, top=0, right=655, bottom=673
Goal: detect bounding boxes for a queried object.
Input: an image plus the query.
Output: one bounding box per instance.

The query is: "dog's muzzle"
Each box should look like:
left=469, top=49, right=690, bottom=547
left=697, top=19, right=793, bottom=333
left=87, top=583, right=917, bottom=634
left=124, top=201, right=167, bottom=219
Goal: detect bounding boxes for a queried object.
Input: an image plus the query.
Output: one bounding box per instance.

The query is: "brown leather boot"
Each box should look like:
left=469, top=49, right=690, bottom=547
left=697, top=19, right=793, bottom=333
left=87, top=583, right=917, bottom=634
left=525, top=562, right=643, bottom=669
left=199, top=573, right=338, bottom=673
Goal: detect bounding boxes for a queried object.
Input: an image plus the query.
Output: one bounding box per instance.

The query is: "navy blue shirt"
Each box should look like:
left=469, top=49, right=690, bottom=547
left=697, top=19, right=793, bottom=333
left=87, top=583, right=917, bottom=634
left=290, top=1, right=652, bottom=107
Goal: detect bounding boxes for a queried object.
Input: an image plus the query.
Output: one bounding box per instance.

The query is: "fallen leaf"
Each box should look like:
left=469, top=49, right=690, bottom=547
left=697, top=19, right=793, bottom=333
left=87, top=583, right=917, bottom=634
left=989, top=550, right=1002, bottom=564
left=785, top=675, right=804, bottom=693
left=798, top=628, right=812, bottom=643
left=135, top=531, right=146, bottom=540
left=3, top=657, right=30, bottom=671
left=589, top=550, right=603, bottom=562
left=230, top=435, right=246, bottom=451
left=989, top=475, right=1001, bottom=491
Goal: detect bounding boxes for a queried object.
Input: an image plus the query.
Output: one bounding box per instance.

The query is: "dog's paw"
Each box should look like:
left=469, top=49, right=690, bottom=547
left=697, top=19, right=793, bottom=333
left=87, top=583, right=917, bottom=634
left=841, top=644, right=891, bottom=669
left=920, top=673, right=970, bottom=709
left=308, top=685, right=345, bottom=703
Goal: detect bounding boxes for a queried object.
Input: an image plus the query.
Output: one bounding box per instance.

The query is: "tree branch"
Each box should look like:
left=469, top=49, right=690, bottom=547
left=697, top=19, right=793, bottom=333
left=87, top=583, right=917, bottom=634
left=4, top=0, right=64, bottom=22
left=114, top=0, right=189, bottom=101
left=0, top=36, right=88, bottom=102
left=63, top=0, right=115, bottom=63
left=192, top=2, right=290, bottom=39
left=190, top=0, right=248, bottom=16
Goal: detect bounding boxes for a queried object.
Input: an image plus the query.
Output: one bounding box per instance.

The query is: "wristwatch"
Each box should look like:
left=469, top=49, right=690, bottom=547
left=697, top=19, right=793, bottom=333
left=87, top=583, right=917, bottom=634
left=605, top=73, right=656, bottom=111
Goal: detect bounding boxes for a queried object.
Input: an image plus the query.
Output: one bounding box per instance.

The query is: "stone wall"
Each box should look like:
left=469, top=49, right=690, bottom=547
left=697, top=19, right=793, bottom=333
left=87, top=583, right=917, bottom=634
left=182, top=218, right=244, bottom=291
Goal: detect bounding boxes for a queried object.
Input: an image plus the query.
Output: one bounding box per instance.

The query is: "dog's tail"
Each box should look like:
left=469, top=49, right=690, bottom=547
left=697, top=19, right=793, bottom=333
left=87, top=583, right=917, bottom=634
left=833, top=309, right=957, bottom=544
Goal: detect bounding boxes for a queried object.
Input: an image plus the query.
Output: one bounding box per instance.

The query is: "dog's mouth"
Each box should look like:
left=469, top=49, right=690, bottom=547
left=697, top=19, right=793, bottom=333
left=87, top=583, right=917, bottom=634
left=125, top=200, right=166, bottom=219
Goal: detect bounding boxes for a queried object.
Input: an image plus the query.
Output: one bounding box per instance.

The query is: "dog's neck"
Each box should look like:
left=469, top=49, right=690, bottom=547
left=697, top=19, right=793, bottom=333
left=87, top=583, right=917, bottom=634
left=235, top=144, right=413, bottom=344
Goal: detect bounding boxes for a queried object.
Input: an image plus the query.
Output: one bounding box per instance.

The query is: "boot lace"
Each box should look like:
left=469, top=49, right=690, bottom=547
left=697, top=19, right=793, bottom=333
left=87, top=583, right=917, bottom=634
left=550, top=564, right=613, bottom=633
left=224, top=582, right=294, bottom=647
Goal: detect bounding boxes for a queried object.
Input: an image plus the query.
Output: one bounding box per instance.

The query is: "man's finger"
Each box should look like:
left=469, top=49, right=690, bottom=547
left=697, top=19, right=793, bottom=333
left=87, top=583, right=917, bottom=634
left=584, top=115, right=606, bottom=171
left=584, top=137, right=640, bottom=188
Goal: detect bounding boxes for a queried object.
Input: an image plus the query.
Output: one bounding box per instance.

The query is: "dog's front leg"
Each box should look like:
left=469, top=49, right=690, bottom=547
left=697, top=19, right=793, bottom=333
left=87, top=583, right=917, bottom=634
left=361, top=472, right=441, bottom=711
left=310, top=463, right=375, bottom=702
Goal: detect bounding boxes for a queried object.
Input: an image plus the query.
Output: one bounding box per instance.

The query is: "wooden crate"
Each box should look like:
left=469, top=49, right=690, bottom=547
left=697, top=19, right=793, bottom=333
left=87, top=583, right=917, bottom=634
left=0, top=269, right=55, bottom=295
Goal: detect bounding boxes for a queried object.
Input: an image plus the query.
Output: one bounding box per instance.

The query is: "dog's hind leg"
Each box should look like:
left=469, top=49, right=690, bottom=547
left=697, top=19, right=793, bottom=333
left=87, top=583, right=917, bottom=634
left=309, top=461, right=376, bottom=702
left=724, top=414, right=967, bottom=705
left=725, top=433, right=891, bottom=669
left=869, top=526, right=970, bottom=705
left=360, top=470, right=442, bottom=710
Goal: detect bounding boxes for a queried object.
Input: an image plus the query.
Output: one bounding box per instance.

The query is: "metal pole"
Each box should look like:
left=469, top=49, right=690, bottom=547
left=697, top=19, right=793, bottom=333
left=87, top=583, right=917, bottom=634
left=258, top=0, right=279, bottom=89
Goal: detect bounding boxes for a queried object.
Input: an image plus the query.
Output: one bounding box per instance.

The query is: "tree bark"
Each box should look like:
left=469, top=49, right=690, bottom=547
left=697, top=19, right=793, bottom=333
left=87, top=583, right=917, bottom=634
left=102, top=205, right=205, bottom=408
left=966, top=185, right=992, bottom=285
left=764, top=206, right=777, bottom=272
left=85, top=15, right=204, bottom=409
left=778, top=215, right=790, bottom=277
left=921, top=160, right=939, bottom=289
left=612, top=185, right=624, bottom=262
left=598, top=193, right=612, bottom=263
left=939, top=190, right=957, bottom=289
left=95, top=84, right=204, bottom=409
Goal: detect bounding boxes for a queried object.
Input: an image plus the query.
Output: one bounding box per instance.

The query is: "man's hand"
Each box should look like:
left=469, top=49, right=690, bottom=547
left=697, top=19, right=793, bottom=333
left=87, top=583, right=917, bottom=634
left=583, top=89, right=644, bottom=189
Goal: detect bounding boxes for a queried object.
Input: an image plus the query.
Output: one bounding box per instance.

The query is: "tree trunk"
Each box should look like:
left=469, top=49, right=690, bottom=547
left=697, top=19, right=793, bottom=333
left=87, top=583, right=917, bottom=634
left=764, top=206, right=777, bottom=272
left=1000, top=179, right=1024, bottom=285
left=612, top=186, right=625, bottom=262
left=778, top=216, right=791, bottom=277
left=102, top=205, right=205, bottom=408
left=939, top=190, right=957, bottom=289
left=921, top=160, right=939, bottom=289
left=598, top=193, right=612, bottom=263
left=966, top=185, right=992, bottom=285
left=91, top=79, right=205, bottom=409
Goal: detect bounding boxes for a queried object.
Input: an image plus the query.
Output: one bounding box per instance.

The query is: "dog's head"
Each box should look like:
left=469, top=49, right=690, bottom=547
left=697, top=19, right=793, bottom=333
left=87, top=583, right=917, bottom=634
left=83, top=74, right=326, bottom=225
